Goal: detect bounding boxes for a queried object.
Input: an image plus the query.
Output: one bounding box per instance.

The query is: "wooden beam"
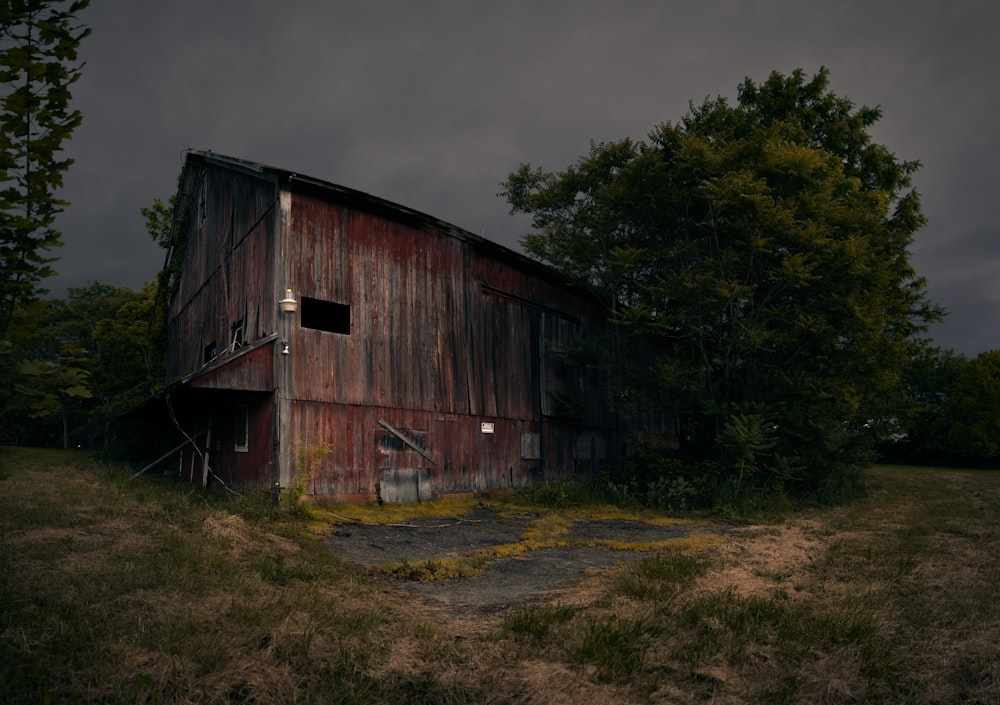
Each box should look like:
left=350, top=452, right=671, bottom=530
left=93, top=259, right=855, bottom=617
left=377, top=419, right=437, bottom=465
left=128, top=429, right=207, bottom=480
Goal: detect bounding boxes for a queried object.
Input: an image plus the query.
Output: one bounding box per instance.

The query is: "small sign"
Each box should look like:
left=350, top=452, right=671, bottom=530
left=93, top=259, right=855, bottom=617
left=481, top=422, right=495, bottom=434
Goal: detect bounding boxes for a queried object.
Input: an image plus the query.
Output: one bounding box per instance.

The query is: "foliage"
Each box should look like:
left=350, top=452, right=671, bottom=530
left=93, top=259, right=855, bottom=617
left=140, top=195, right=174, bottom=249
left=605, top=449, right=719, bottom=511
left=502, top=68, right=942, bottom=496
left=887, top=347, right=1000, bottom=467
left=719, top=412, right=777, bottom=493
left=0, top=281, right=161, bottom=447
left=1, top=189, right=172, bottom=448
left=91, top=281, right=165, bottom=408
left=943, top=350, right=1000, bottom=463
left=0, top=0, right=90, bottom=338
left=10, top=353, right=90, bottom=414
left=287, top=433, right=334, bottom=509
left=886, top=345, right=968, bottom=464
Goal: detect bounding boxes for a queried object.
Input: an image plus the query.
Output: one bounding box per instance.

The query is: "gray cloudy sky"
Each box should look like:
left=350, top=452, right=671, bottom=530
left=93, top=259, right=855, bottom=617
left=50, top=1, right=999, bottom=355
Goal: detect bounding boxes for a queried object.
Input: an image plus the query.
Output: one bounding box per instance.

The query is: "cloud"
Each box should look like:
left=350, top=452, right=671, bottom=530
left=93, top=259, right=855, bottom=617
left=41, top=0, right=1000, bottom=355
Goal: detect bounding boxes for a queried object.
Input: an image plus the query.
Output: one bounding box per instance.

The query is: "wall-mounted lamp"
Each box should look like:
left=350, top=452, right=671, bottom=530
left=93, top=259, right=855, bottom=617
left=278, top=289, right=298, bottom=314
left=281, top=341, right=290, bottom=355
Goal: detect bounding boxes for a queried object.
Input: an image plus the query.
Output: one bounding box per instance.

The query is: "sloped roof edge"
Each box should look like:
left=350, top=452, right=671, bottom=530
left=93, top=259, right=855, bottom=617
left=183, top=149, right=572, bottom=288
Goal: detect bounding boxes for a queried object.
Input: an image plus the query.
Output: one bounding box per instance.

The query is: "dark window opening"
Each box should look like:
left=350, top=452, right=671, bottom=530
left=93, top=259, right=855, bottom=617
left=203, top=340, right=218, bottom=364
left=234, top=404, right=248, bottom=452
left=301, top=296, right=351, bottom=335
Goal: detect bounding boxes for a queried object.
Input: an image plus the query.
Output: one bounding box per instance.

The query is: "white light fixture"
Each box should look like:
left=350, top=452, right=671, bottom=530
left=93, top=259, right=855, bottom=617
left=278, top=288, right=298, bottom=314
left=281, top=341, right=290, bottom=355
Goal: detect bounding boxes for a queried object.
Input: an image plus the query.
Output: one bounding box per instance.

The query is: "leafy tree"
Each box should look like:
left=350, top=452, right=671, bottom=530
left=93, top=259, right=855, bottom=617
left=503, top=68, right=942, bottom=495
left=140, top=195, right=173, bottom=249
left=0, top=0, right=90, bottom=339
left=1, top=292, right=93, bottom=446
left=885, top=346, right=967, bottom=464
left=9, top=347, right=90, bottom=445
left=0, top=187, right=171, bottom=448
left=63, top=281, right=158, bottom=447
left=943, top=351, right=1000, bottom=465
left=0, top=282, right=155, bottom=448
left=91, top=281, right=163, bottom=411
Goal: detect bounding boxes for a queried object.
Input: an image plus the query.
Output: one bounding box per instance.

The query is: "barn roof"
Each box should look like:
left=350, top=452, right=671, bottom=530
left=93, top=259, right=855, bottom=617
left=182, top=149, right=582, bottom=292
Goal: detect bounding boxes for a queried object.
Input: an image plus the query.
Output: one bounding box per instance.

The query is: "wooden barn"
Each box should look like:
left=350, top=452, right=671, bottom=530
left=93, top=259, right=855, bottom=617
left=159, top=150, right=674, bottom=502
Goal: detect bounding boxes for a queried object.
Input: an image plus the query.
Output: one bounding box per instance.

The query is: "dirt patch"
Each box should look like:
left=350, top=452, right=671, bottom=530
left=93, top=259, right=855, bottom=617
left=326, top=506, right=733, bottom=612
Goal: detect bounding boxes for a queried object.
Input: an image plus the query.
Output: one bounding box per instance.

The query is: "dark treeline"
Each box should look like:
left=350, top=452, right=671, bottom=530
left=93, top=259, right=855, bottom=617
left=0, top=281, right=165, bottom=451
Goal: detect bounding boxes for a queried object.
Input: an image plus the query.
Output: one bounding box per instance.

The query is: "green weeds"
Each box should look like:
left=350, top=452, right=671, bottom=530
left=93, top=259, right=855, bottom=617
left=503, top=603, right=579, bottom=643
left=615, top=550, right=708, bottom=600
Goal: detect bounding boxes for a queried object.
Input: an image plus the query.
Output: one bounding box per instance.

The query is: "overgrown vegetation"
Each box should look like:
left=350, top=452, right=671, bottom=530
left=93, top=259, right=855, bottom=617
left=3, top=448, right=998, bottom=704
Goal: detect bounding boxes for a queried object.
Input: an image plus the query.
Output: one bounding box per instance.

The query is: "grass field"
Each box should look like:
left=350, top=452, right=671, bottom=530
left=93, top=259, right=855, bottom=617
left=1, top=447, right=997, bottom=704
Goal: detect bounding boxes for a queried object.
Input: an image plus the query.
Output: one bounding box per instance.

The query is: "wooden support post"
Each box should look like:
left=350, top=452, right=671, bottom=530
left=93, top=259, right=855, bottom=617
left=201, top=422, right=213, bottom=488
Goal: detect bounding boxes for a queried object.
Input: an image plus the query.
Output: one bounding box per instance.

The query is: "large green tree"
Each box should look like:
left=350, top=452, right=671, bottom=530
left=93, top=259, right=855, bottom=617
left=0, top=0, right=90, bottom=339
left=503, top=69, right=942, bottom=495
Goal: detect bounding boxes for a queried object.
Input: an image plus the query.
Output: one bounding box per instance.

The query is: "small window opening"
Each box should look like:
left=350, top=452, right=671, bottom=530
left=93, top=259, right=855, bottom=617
left=234, top=404, right=248, bottom=452
left=203, top=340, right=218, bottom=365
left=300, top=296, right=351, bottom=335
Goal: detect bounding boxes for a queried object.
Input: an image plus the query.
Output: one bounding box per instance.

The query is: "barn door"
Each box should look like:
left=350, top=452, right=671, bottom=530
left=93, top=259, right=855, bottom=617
left=374, top=419, right=434, bottom=502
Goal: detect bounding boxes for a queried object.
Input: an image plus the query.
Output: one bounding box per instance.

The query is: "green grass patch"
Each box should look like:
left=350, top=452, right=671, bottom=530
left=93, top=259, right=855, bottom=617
left=615, top=549, right=709, bottom=601
left=573, top=614, right=650, bottom=683
left=503, top=603, right=580, bottom=642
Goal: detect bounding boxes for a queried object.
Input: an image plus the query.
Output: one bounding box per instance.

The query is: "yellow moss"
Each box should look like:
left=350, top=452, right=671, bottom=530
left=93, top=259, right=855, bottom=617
left=369, top=532, right=728, bottom=583
left=487, top=542, right=531, bottom=560
left=306, top=499, right=479, bottom=526
left=565, top=505, right=704, bottom=526
left=590, top=533, right=727, bottom=553
left=520, top=512, right=571, bottom=544
left=370, top=541, right=535, bottom=581
left=305, top=497, right=730, bottom=582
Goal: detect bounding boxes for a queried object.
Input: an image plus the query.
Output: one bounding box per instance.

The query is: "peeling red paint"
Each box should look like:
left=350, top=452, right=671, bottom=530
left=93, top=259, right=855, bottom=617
left=164, top=151, right=676, bottom=500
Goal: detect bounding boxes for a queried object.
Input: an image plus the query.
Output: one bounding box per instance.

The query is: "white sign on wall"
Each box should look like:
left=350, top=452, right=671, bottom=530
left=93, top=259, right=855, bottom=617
left=481, top=422, right=495, bottom=434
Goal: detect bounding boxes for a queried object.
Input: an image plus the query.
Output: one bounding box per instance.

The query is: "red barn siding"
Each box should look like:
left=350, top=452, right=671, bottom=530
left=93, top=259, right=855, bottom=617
left=187, top=340, right=275, bottom=391
left=164, top=151, right=675, bottom=500
left=282, top=401, right=600, bottom=500
left=167, top=162, right=279, bottom=380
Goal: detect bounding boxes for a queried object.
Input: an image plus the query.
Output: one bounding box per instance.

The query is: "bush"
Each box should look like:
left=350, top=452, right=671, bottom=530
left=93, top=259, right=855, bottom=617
left=603, top=449, right=720, bottom=511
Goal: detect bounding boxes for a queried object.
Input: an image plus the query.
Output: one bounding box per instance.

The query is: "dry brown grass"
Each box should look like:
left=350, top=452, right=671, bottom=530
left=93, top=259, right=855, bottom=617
left=2, top=449, right=998, bottom=704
